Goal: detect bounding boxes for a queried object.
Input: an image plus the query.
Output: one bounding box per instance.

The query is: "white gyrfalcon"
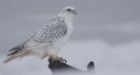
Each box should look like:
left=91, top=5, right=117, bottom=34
left=4, top=6, right=77, bottom=63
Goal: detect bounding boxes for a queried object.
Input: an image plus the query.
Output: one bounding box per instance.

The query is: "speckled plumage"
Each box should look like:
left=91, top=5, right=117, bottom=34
left=4, top=6, right=76, bottom=63
left=25, top=16, right=67, bottom=48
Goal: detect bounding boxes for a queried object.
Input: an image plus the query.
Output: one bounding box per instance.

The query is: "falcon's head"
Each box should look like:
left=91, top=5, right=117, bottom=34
left=63, top=6, right=77, bottom=15
left=61, top=6, right=77, bottom=17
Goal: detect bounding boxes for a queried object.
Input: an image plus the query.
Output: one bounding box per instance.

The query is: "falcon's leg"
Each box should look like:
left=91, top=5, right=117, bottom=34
left=49, top=54, right=67, bottom=63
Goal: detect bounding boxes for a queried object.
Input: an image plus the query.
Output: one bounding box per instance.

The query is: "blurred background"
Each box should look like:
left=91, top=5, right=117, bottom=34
left=0, top=0, right=140, bottom=75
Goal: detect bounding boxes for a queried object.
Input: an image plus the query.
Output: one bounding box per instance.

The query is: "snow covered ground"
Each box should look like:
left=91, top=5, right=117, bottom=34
left=0, top=39, right=140, bottom=75
left=0, top=0, right=140, bottom=75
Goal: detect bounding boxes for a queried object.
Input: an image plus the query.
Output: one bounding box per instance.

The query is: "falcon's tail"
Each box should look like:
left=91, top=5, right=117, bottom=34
left=4, top=50, right=27, bottom=63
left=3, top=45, right=30, bottom=63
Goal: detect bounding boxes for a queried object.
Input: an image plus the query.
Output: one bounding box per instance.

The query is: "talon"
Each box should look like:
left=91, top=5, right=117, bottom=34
left=63, top=59, right=67, bottom=63
left=48, top=55, right=67, bottom=64
left=59, top=57, right=67, bottom=63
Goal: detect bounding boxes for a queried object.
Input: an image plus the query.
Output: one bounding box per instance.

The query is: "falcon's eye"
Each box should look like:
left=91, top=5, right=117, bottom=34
left=67, top=9, right=71, bottom=12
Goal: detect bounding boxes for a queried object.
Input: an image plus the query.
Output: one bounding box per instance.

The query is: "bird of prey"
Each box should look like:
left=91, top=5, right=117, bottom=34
left=4, top=6, right=77, bottom=63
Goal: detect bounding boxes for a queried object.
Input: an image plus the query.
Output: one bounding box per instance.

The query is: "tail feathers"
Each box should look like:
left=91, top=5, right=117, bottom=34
left=4, top=55, right=18, bottom=63
left=3, top=44, right=27, bottom=63
left=8, top=50, right=19, bottom=56
left=4, top=50, right=29, bottom=63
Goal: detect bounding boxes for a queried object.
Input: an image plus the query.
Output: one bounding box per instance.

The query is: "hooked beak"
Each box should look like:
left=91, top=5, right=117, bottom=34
left=72, top=10, right=77, bottom=15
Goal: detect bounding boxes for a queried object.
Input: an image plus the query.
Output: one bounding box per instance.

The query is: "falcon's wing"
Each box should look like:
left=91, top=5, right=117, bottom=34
left=25, top=16, right=67, bottom=48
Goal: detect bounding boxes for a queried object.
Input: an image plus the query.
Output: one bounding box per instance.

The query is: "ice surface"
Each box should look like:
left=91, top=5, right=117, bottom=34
left=0, top=40, right=140, bottom=75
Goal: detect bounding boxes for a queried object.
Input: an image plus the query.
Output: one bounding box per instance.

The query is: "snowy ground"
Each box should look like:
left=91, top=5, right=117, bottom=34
left=0, top=0, right=140, bottom=75
left=0, top=39, right=140, bottom=75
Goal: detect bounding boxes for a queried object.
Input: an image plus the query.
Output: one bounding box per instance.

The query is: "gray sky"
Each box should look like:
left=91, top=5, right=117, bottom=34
left=0, top=0, right=140, bottom=53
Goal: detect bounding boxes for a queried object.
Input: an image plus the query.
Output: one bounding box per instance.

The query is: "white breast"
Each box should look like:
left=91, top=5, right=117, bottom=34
left=51, top=15, right=74, bottom=52
left=64, top=15, right=74, bottom=41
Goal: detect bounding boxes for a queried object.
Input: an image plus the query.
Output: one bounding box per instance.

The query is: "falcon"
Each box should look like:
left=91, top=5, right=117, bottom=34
left=4, top=6, right=77, bottom=63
